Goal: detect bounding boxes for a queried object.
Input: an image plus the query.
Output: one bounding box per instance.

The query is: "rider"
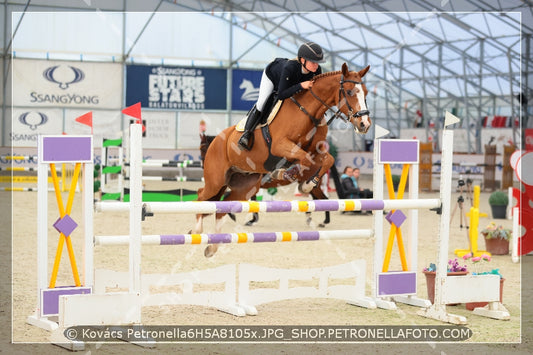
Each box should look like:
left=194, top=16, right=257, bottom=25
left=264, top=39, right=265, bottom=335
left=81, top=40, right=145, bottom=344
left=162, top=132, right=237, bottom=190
left=238, top=42, right=326, bottom=150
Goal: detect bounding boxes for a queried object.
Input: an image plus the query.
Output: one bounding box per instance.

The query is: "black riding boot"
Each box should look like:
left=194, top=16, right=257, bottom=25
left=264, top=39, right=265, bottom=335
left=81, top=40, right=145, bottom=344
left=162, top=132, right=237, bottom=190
left=238, top=106, right=262, bottom=150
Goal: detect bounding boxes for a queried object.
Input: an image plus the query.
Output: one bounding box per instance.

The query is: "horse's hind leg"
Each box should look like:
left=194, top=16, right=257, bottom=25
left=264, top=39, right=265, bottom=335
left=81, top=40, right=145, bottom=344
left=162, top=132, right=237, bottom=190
left=244, top=195, right=259, bottom=226
left=245, top=212, right=259, bottom=226
left=204, top=176, right=262, bottom=257
left=303, top=176, right=332, bottom=228
left=193, top=185, right=226, bottom=236
left=311, top=185, right=331, bottom=227
left=203, top=213, right=225, bottom=257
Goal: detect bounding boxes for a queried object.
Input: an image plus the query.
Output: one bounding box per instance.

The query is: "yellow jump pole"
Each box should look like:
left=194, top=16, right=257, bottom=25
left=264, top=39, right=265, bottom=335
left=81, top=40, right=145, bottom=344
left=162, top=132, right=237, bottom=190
left=382, top=164, right=410, bottom=272
left=61, top=163, right=66, bottom=192
left=63, top=163, right=82, bottom=284
left=382, top=164, right=396, bottom=271
left=384, top=164, right=395, bottom=198
left=394, top=164, right=410, bottom=270
left=49, top=163, right=66, bottom=288
left=457, top=185, right=489, bottom=257
left=6, top=155, right=27, bottom=160
left=48, top=163, right=81, bottom=288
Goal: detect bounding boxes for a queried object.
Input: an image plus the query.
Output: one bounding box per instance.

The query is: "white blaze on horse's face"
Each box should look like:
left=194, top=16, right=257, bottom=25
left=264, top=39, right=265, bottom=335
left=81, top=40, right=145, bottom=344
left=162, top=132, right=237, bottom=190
left=354, top=83, right=370, bottom=133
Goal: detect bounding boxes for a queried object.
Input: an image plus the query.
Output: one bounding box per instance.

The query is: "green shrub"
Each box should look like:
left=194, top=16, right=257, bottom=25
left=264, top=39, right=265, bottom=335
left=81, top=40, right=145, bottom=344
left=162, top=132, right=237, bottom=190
left=488, top=190, right=508, bottom=206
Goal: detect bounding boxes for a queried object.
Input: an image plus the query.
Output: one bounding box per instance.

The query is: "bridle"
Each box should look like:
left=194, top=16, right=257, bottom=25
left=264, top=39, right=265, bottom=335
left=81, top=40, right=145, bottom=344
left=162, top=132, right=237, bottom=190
left=290, top=73, right=370, bottom=127
left=335, top=74, right=370, bottom=125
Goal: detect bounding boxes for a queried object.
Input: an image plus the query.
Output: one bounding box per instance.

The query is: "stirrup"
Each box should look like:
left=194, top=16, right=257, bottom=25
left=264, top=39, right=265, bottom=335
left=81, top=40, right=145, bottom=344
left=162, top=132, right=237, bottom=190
left=238, top=132, right=252, bottom=151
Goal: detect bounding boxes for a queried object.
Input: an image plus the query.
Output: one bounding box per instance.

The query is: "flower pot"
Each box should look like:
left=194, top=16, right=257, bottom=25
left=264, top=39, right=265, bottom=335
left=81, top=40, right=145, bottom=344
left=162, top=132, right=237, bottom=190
left=490, top=204, right=507, bottom=219
left=423, top=270, right=468, bottom=305
left=465, top=278, right=505, bottom=310
left=484, top=236, right=510, bottom=255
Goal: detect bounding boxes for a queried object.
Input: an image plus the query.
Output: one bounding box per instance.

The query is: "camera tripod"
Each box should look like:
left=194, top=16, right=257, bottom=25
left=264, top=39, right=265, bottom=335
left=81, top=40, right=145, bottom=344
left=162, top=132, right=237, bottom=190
left=450, top=176, right=473, bottom=229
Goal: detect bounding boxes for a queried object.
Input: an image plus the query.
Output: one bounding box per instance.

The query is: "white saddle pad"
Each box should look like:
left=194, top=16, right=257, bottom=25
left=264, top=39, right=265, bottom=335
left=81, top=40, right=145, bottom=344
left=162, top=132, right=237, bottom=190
left=235, top=100, right=283, bottom=132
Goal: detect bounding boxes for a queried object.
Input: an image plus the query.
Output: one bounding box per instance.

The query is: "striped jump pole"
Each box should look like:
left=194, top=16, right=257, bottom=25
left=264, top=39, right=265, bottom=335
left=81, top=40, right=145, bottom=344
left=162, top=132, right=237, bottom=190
left=0, top=166, right=37, bottom=171
left=95, top=198, right=441, bottom=214
left=95, top=229, right=374, bottom=246
left=1, top=187, right=55, bottom=192
left=125, top=160, right=202, bottom=168
left=3, top=187, right=37, bottom=192
left=1, top=155, right=36, bottom=161
left=124, top=176, right=204, bottom=182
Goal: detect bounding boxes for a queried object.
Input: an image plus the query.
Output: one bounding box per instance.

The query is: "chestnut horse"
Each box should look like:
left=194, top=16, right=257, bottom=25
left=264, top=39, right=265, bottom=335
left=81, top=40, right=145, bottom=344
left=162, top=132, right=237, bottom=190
left=196, top=63, right=371, bottom=257
left=200, top=133, right=335, bottom=227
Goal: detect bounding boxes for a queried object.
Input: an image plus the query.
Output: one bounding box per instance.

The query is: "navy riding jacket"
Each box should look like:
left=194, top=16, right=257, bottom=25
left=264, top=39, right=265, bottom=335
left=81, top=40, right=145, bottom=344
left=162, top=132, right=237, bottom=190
left=265, top=58, right=323, bottom=100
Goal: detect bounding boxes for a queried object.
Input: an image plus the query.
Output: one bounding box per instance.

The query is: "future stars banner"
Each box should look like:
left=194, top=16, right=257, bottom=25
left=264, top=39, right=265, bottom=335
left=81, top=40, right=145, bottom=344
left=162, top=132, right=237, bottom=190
left=125, top=64, right=227, bottom=110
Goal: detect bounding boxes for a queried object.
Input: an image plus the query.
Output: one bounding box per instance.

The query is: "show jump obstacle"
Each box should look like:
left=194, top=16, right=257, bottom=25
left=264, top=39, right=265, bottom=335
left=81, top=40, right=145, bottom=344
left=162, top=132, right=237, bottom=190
left=28, top=114, right=509, bottom=344
left=417, top=113, right=509, bottom=323
left=27, top=136, right=94, bottom=332
left=94, top=129, right=441, bottom=314
left=96, top=114, right=508, bottom=325
left=27, top=134, right=141, bottom=348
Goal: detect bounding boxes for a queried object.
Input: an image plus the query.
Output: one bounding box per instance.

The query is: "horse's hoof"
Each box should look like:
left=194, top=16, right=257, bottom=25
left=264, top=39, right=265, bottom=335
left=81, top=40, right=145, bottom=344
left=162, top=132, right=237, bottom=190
left=318, top=223, right=325, bottom=228
left=228, top=213, right=236, bottom=222
left=245, top=213, right=259, bottom=226
left=204, top=245, right=216, bottom=258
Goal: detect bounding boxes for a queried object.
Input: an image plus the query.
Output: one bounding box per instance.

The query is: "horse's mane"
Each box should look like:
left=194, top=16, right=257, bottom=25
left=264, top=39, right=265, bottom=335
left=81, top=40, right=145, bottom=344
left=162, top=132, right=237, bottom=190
left=312, top=70, right=342, bottom=81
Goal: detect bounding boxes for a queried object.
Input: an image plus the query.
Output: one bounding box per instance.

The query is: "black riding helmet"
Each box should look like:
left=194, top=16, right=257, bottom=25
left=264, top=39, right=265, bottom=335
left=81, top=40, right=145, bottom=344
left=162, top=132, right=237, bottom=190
left=297, top=42, right=326, bottom=63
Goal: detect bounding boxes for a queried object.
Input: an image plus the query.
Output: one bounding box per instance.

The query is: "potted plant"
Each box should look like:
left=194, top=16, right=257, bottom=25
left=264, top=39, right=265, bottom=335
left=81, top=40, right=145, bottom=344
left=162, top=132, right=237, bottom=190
left=423, top=259, right=468, bottom=305
left=481, top=221, right=512, bottom=255
left=488, top=190, right=508, bottom=219
left=461, top=253, right=505, bottom=310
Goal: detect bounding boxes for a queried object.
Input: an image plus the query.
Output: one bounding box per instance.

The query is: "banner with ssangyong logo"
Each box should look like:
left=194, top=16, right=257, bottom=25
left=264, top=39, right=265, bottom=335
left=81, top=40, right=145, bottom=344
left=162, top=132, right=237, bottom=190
left=12, top=59, right=122, bottom=109
left=125, top=65, right=227, bottom=110
left=232, top=69, right=262, bottom=111
left=11, top=108, right=124, bottom=147
left=11, top=108, right=64, bottom=146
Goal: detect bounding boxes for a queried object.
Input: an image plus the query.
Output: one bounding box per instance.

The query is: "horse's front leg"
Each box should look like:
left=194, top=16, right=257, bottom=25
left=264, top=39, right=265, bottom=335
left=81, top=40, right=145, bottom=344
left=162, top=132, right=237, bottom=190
left=298, top=151, right=335, bottom=194
left=271, top=139, right=316, bottom=182
left=310, top=185, right=330, bottom=227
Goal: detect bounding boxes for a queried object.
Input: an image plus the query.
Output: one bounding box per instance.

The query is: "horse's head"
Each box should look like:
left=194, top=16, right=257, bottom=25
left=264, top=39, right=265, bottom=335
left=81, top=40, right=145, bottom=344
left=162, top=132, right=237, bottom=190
left=338, top=63, right=372, bottom=134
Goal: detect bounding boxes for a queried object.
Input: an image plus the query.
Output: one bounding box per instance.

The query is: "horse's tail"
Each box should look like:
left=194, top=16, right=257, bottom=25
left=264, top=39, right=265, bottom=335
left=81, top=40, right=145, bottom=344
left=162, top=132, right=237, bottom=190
left=199, top=133, right=217, bottom=168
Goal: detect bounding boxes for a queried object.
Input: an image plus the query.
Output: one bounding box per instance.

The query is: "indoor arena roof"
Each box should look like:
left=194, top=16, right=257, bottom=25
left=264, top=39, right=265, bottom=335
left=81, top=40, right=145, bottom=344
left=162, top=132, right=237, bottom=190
left=3, top=0, right=532, bottom=147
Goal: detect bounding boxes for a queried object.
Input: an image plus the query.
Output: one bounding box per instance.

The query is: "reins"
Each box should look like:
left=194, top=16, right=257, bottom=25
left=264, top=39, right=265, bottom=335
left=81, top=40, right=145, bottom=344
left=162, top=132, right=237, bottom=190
left=290, top=73, right=369, bottom=127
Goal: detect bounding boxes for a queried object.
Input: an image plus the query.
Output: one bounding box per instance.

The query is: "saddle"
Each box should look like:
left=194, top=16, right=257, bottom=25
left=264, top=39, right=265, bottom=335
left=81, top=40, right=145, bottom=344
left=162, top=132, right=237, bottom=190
left=236, top=100, right=295, bottom=177
left=235, top=99, right=283, bottom=132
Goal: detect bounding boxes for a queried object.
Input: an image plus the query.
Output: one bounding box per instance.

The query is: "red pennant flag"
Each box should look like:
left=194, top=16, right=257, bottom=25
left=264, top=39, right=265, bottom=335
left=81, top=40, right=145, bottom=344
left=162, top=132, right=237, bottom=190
left=75, top=111, right=93, bottom=134
left=122, top=102, right=145, bottom=132
left=122, top=102, right=142, bottom=120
